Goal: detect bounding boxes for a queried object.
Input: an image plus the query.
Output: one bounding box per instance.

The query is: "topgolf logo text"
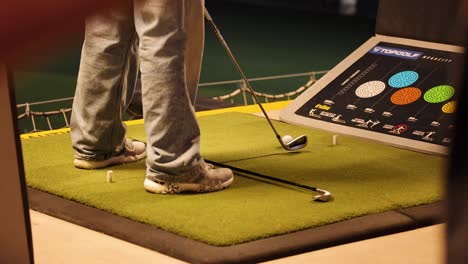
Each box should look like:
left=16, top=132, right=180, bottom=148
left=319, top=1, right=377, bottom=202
left=369, top=46, right=423, bottom=60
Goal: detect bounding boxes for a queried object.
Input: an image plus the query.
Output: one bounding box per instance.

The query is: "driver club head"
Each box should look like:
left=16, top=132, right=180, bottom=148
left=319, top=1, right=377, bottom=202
left=313, top=188, right=332, bottom=202
left=282, top=134, right=308, bottom=151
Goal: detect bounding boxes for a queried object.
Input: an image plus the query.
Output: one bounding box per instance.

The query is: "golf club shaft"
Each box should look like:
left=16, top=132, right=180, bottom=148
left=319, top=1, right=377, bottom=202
left=204, top=8, right=282, bottom=141
left=206, top=159, right=318, bottom=192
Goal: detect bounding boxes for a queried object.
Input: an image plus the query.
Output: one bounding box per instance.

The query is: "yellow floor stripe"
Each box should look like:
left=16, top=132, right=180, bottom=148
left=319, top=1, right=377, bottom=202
left=21, top=128, right=71, bottom=140
left=20, top=101, right=291, bottom=140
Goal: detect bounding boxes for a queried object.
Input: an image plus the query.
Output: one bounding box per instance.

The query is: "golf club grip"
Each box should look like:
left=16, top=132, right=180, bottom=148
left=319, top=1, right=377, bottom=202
left=205, top=159, right=318, bottom=192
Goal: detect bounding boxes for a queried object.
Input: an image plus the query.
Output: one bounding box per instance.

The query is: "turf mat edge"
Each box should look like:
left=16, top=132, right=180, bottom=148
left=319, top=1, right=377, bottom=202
left=22, top=112, right=446, bottom=246
left=28, top=187, right=444, bottom=264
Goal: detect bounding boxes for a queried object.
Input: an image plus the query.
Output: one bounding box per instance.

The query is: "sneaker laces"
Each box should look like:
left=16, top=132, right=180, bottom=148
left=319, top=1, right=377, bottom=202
left=114, top=139, right=134, bottom=154
left=123, top=139, right=135, bottom=151
left=206, top=163, right=215, bottom=170
left=200, top=159, right=215, bottom=171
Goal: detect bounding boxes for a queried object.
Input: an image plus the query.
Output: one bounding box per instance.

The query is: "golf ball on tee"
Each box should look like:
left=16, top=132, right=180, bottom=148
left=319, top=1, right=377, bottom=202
left=282, top=135, right=293, bottom=144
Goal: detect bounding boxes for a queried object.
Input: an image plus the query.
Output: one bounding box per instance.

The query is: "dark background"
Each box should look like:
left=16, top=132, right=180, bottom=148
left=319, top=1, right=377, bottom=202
left=14, top=0, right=378, bottom=132
left=208, top=0, right=378, bottom=18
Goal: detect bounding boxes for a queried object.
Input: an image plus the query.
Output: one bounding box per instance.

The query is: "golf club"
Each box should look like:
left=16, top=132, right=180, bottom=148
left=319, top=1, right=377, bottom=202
left=206, top=160, right=332, bottom=202
left=204, top=8, right=308, bottom=151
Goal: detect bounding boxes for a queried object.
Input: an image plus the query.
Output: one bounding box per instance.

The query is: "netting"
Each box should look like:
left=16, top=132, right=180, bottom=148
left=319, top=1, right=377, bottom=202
left=207, top=71, right=326, bottom=104
left=17, top=97, right=74, bottom=133
left=16, top=70, right=327, bottom=133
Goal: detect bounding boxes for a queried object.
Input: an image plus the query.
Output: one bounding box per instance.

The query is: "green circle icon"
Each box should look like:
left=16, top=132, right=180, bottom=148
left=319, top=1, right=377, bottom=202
left=423, top=85, right=455, bottom=103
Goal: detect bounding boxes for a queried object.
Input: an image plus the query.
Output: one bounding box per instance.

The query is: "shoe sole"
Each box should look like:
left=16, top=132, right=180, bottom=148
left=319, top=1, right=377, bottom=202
left=144, top=177, right=234, bottom=194
left=74, top=152, right=147, bottom=169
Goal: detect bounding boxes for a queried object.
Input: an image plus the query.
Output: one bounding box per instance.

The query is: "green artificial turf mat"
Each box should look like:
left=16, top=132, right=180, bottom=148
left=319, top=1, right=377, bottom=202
left=21, top=112, right=446, bottom=246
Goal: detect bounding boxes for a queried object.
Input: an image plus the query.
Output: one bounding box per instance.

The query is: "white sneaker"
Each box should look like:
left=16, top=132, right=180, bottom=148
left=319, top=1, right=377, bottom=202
left=74, top=139, right=146, bottom=169
left=144, top=160, right=234, bottom=194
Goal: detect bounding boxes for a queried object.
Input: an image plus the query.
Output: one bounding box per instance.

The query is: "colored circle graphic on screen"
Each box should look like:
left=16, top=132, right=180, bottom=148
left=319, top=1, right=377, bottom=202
left=390, top=87, right=422, bottom=105
left=355, top=81, right=386, bottom=98
left=442, top=101, right=456, bottom=113
left=388, top=71, right=419, bottom=88
left=424, top=85, right=455, bottom=103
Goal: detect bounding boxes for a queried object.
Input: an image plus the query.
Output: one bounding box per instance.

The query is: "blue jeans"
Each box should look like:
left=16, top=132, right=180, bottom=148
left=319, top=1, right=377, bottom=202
left=71, top=0, right=205, bottom=177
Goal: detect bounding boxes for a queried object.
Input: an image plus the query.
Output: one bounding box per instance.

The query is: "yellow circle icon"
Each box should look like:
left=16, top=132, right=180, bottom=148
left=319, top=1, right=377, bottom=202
left=442, top=101, right=456, bottom=113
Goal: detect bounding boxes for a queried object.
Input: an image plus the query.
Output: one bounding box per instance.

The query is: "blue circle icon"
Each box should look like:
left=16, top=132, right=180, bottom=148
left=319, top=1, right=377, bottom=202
left=388, top=71, right=419, bottom=88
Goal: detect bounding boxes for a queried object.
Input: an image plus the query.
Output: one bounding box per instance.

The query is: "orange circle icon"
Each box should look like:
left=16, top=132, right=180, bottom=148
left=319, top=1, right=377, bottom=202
left=390, top=87, right=422, bottom=105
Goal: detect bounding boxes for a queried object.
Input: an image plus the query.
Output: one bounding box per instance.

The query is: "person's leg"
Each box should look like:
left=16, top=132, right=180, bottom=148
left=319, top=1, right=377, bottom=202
left=123, top=37, right=141, bottom=112
left=134, top=0, right=200, bottom=175
left=134, top=0, right=232, bottom=193
left=120, top=0, right=203, bottom=119
left=71, top=3, right=145, bottom=168
left=184, top=0, right=205, bottom=104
